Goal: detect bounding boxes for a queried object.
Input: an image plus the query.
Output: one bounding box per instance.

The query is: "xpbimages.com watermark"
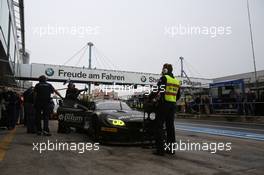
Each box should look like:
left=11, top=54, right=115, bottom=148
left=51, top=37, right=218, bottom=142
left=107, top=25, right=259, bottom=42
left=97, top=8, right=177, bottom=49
left=164, top=24, right=232, bottom=38
left=98, top=84, right=165, bottom=96
left=32, top=140, right=100, bottom=154
left=31, top=24, right=100, bottom=38
left=164, top=140, right=232, bottom=154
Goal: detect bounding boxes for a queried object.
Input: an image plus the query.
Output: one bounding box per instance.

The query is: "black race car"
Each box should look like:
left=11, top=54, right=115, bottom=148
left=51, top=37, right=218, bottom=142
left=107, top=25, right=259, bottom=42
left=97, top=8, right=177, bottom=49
left=57, top=99, right=93, bottom=133
left=57, top=99, right=156, bottom=143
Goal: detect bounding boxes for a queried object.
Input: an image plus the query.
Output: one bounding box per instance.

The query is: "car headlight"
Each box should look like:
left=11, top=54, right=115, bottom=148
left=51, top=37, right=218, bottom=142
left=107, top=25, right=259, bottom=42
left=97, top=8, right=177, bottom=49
left=149, top=114, right=156, bottom=120
left=107, top=118, right=126, bottom=126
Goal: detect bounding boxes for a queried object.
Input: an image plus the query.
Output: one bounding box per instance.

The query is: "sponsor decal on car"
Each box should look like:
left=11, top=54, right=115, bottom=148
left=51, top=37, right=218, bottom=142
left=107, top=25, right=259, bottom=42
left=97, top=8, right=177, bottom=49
left=58, top=113, right=83, bottom=123
left=101, top=127, right=118, bottom=132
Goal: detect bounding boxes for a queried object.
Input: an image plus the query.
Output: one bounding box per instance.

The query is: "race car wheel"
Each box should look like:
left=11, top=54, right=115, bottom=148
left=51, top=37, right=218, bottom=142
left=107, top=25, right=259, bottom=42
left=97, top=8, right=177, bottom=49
left=57, top=121, right=70, bottom=133
left=76, top=127, right=84, bottom=133
left=90, top=116, right=100, bottom=141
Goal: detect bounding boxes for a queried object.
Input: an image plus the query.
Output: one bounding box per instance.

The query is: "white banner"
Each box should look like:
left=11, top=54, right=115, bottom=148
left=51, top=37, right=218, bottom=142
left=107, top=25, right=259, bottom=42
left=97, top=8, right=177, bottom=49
left=17, top=63, right=212, bottom=87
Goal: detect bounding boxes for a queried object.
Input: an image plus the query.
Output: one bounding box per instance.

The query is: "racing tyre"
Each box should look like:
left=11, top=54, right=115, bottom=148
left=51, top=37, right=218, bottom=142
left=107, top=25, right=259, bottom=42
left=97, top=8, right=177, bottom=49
left=90, top=116, right=100, bottom=142
left=57, top=121, right=70, bottom=133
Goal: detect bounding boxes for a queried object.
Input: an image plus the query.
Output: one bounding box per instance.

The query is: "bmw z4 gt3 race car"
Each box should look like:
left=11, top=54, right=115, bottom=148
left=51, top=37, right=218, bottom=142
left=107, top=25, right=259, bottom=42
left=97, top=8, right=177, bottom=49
left=57, top=99, right=156, bottom=143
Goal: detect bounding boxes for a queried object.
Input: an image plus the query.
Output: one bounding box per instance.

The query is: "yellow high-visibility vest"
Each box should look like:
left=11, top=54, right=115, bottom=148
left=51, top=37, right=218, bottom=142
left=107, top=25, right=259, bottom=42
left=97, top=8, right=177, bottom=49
left=164, top=75, right=180, bottom=102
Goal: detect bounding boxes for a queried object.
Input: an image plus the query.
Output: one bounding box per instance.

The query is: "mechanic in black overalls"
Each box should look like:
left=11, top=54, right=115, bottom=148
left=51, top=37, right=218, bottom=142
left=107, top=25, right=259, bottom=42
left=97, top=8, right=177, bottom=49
left=0, top=88, right=5, bottom=127
left=153, top=63, right=181, bottom=156
left=23, top=86, right=36, bottom=133
left=34, top=75, right=63, bottom=136
left=5, top=89, right=18, bottom=130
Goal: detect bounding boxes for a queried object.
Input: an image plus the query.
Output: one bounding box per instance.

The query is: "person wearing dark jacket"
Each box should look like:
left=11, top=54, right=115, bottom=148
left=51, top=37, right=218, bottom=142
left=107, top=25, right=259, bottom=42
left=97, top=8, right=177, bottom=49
left=65, top=82, right=87, bottom=100
left=34, top=75, right=63, bottom=136
left=23, top=87, right=36, bottom=133
left=4, top=89, right=18, bottom=130
left=0, top=88, right=8, bottom=128
left=153, top=63, right=181, bottom=156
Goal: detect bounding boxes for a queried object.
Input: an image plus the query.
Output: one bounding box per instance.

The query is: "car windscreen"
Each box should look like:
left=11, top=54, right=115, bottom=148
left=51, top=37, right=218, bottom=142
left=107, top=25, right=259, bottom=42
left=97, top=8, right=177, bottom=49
left=120, top=102, right=132, bottom=110
left=96, top=101, right=131, bottom=110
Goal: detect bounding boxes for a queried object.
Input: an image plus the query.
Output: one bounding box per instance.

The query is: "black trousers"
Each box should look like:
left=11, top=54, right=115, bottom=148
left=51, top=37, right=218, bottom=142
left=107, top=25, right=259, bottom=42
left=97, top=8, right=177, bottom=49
left=7, top=105, right=17, bottom=129
left=155, top=102, right=176, bottom=153
left=24, top=103, right=36, bottom=133
left=35, top=103, right=50, bottom=132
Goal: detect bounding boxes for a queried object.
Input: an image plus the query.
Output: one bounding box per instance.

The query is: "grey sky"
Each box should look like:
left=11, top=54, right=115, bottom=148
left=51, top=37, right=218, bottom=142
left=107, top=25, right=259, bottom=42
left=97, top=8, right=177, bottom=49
left=24, top=0, right=264, bottom=79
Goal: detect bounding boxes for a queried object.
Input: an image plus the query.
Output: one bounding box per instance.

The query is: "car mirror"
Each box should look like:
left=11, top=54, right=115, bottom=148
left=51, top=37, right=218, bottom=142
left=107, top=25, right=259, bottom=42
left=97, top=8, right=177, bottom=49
left=89, top=102, right=96, bottom=110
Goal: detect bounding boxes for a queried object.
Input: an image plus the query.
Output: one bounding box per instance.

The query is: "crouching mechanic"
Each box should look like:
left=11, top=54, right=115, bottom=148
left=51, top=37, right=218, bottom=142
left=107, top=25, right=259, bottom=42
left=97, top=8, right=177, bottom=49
left=153, top=63, right=181, bottom=156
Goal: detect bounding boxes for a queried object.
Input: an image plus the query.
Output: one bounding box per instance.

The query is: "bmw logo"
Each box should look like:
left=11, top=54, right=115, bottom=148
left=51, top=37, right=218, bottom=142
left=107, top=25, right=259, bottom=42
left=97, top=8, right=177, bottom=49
left=141, top=76, right=147, bottom=82
left=45, top=68, right=54, bottom=76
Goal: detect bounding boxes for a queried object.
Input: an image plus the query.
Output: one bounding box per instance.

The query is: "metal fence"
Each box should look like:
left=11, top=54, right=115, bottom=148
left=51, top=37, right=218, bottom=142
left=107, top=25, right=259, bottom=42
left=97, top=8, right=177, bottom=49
left=177, top=102, right=264, bottom=116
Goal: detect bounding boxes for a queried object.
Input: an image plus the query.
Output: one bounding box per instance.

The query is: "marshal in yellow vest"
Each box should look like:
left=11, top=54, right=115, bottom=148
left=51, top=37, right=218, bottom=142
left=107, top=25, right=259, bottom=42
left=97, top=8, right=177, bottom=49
left=164, top=75, right=181, bottom=102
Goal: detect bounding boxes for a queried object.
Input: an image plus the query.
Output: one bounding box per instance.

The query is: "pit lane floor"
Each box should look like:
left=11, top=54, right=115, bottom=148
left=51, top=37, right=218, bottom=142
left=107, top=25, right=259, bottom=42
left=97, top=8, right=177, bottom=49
left=175, top=119, right=264, bottom=141
left=0, top=120, right=263, bottom=175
